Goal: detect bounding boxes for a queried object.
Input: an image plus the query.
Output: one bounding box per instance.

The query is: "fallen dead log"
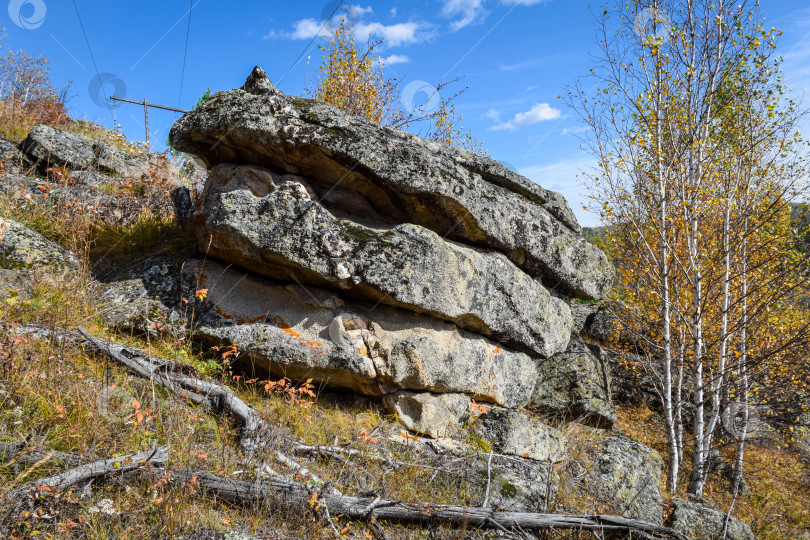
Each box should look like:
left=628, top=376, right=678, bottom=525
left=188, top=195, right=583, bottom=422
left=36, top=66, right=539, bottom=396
left=167, top=470, right=689, bottom=539
left=0, top=441, right=86, bottom=469
left=0, top=444, right=688, bottom=539
left=7, top=445, right=168, bottom=500
left=77, top=327, right=334, bottom=493
left=28, top=446, right=169, bottom=492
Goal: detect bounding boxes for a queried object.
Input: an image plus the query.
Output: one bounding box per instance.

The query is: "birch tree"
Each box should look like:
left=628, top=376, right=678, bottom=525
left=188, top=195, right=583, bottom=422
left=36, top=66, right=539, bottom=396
left=570, top=0, right=809, bottom=496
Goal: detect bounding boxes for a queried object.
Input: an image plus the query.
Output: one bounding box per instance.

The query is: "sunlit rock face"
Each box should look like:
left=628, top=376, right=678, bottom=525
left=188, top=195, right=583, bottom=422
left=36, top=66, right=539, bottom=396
left=169, top=66, right=617, bottom=437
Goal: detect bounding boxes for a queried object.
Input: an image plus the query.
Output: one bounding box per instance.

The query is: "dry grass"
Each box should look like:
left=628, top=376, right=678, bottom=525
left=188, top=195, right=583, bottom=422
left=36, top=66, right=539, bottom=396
left=0, top=211, right=487, bottom=539
left=0, top=97, right=68, bottom=145
left=0, top=114, right=807, bottom=538
left=614, top=404, right=810, bottom=539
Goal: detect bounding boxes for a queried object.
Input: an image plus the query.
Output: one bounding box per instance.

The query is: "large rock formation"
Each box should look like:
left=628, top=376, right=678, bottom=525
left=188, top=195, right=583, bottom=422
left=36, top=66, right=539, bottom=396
left=169, top=67, right=616, bottom=436
left=192, top=163, right=571, bottom=358
left=170, top=67, right=614, bottom=301
left=19, top=123, right=174, bottom=181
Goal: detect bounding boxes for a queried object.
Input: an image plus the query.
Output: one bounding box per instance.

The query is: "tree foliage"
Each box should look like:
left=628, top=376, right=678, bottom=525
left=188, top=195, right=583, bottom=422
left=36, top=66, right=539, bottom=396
left=195, top=87, right=212, bottom=110
left=0, top=27, right=68, bottom=142
left=308, top=19, right=486, bottom=155
left=571, top=0, right=810, bottom=496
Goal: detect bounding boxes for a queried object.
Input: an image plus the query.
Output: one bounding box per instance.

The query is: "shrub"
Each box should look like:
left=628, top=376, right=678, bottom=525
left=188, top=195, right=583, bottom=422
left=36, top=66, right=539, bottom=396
left=0, top=30, right=69, bottom=142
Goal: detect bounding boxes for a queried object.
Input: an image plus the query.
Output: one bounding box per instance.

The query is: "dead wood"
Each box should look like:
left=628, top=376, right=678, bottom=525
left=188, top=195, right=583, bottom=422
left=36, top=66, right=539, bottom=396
left=165, top=470, right=688, bottom=539
left=77, top=326, right=334, bottom=493
left=0, top=441, right=86, bottom=469
left=0, top=443, right=688, bottom=539
left=8, top=445, right=168, bottom=499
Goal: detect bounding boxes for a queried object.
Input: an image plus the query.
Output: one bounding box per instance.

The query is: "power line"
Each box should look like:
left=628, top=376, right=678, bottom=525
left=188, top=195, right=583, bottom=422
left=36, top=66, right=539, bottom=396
left=70, top=0, right=103, bottom=86
left=71, top=0, right=117, bottom=123
left=277, top=0, right=344, bottom=86
left=177, top=0, right=193, bottom=114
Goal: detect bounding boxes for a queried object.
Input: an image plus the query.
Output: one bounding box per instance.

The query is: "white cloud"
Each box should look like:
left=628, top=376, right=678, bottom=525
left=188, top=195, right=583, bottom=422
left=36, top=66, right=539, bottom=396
left=346, top=5, right=374, bottom=18
left=488, top=103, right=562, bottom=131
left=356, top=22, right=432, bottom=46
left=264, top=18, right=325, bottom=40
left=374, top=54, right=410, bottom=67
left=440, top=0, right=488, bottom=31
left=561, top=125, right=590, bottom=136
left=266, top=16, right=433, bottom=47
left=384, top=54, right=410, bottom=65
left=484, top=108, right=502, bottom=122
left=389, top=7, right=397, bottom=18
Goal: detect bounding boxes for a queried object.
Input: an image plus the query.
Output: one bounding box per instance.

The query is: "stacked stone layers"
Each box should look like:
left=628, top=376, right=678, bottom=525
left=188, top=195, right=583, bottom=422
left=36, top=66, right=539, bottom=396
left=169, top=67, right=616, bottom=433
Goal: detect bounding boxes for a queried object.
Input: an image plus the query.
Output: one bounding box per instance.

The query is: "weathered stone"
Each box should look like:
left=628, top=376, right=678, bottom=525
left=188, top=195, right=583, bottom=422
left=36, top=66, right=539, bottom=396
left=670, top=497, right=755, bottom=540
left=172, top=186, right=193, bottom=226
left=69, top=170, right=109, bottom=186
left=484, top=456, right=559, bottom=513
left=0, top=217, right=77, bottom=273
left=192, top=163, right=572, bottom=358
left=185, top=259, right=539, bottom=407
left=580, top=305, right=621, bottom=344
left=532, top=334, right=615, bottom=428
left=476, top=408, right=567, bottom=463
left=0, top=138, right=31, bottom=175
left=21, top=124, right=95, bottom=171
left=99, top=278, right=171, bottom=331
left=593, top=435, right=664, bottom=524
left=571, top=302, right=598, bottom=334
left=93, top=142, right=149, bottom=178
left=169, top=67, right=615, bottom=301
left=383, top=391, right=470, bottom=438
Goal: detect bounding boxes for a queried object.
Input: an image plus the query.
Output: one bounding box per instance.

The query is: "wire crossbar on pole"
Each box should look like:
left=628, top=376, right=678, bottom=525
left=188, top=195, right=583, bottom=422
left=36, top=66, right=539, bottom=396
left=110, top=96, right=190, bottom=148
left=110, top=96, right=189, bottom=114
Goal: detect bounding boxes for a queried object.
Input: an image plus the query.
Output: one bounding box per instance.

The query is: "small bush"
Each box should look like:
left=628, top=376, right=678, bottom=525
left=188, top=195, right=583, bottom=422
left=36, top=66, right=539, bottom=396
left=0, top=36, right=69, bottom=143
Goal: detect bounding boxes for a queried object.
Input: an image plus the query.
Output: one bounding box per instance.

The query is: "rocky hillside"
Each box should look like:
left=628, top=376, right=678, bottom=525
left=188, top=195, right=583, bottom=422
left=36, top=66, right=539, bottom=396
left=0, top=67, right=802, bottom=539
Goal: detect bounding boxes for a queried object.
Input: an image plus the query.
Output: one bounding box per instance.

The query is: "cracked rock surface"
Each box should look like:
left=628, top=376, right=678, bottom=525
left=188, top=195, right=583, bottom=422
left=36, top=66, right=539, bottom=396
left=165, top=66, right=617, bottom=437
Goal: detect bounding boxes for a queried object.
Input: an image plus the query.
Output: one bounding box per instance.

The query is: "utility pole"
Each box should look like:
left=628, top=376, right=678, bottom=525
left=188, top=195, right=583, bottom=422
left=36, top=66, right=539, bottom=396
left=110, top=96, right=189, bottom=149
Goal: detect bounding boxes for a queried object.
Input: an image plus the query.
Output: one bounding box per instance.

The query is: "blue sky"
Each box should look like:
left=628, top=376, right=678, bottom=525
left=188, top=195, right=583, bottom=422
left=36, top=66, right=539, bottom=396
left=4, top=0, right=810, bottom=225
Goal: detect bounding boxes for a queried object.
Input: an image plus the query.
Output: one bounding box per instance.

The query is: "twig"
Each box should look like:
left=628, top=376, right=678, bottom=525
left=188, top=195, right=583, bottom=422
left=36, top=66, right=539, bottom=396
left=487, top=516, right=510, bottom=533
left=482, top=449, right=494, bottom=508
left=316, top=483, right=341, bottom=537
left=77, top=327, right=338, bottom=494
left=12, top=445, right=168, bottom=497
left=723, top=477, right=742, bottom=539
left=368, top=419, right=387, bottom=438
left=369, top=516, right=391, bottom=540
left=293, top=444, right=413, bottom=470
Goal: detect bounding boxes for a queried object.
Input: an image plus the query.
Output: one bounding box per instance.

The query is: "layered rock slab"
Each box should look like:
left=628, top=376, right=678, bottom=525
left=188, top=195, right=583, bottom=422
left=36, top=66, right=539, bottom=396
left=184, top=259, right=539, bottom=408
left=475, top=408, right=567, bottom=463
left=0, top=217, right=77, bottom=273
left=192, top=163, right=572, bottom=358
left=169, top=67, right=614, bottom=301
left=532, top=334, right=615, bottom=428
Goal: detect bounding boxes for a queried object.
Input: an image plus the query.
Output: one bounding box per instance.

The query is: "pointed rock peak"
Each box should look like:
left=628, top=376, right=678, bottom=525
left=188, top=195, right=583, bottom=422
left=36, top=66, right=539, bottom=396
left=243, top=66, right=278, bottom=95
